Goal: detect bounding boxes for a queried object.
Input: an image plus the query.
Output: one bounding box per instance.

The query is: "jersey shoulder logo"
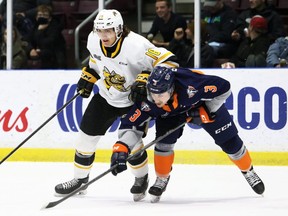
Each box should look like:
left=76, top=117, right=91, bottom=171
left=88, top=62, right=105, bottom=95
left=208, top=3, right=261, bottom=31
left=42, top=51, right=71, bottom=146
left=187, top=85, right=198, bottom=98
left=140, top=102, right=151, bottom=112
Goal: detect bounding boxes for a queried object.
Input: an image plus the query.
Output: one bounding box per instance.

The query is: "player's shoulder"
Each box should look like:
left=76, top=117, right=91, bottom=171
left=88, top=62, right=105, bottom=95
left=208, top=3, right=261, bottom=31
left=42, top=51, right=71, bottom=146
left=175, top=67, right=204, bottom=74
left=87, top=31, right=99, bottom=43
left=125, top=31, right=151, bottom=45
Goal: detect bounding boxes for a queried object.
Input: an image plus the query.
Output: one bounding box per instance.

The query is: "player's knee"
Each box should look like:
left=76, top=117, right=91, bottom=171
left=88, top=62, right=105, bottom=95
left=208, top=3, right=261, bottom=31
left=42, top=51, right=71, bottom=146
left=128, top=150, right=148, bottom=166
left=155, top=142, right=175, bottom=152
left=219, top=135, right=243, bottom=154
left=75, top=130, right=101, bottom=153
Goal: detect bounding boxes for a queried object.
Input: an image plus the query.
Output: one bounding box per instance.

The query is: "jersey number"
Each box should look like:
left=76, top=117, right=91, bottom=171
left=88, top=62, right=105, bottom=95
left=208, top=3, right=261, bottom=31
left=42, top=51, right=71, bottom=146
left=204, top=85, right=217, bottom=93
left=129, top=109, right=141, bottom=122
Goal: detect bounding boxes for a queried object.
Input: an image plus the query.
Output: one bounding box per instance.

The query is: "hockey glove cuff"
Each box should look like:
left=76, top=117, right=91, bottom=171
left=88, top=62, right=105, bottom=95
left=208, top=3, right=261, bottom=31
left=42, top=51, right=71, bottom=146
left=77, top=66, right=100, bottom=98
left=111, top=142, right=130, bottom=176
left=187, top=104, right=216, bottom=125
left=129, top=71, right=150, bottom=103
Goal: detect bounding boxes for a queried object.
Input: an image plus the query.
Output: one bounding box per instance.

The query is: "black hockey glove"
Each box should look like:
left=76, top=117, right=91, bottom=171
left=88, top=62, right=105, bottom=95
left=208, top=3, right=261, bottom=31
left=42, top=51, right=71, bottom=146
left=111, top=142, right=130, bottom=176
left=186, top=104, right=216, bottom=125
left=77, top=66, right=100, bottom=98
left=129, top=71, right=150, bottom=103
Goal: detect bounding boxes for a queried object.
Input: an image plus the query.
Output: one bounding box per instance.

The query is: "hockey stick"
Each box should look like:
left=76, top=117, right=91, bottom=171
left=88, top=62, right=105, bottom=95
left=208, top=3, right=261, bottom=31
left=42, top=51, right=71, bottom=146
left=42, top=118, right=190, bottom=209
left=0, top=89, right=84, bottom=165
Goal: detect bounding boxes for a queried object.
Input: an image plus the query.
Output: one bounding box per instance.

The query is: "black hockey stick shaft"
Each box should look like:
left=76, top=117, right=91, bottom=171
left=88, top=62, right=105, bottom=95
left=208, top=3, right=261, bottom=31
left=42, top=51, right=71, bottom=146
left=43, top=119, right=190, bottom=209
left=0, top=89, right=84, bottom=165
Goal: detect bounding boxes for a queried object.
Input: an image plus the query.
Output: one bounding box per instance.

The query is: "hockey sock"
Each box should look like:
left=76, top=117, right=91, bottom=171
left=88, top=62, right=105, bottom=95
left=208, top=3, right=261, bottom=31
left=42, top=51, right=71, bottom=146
left=154, top=149, right=174, bottom=177
left=74, top=150, right=95, bottom=178
left=228, top=147, right=252, bottom=172
left=128, top=147, right=149, bottom=178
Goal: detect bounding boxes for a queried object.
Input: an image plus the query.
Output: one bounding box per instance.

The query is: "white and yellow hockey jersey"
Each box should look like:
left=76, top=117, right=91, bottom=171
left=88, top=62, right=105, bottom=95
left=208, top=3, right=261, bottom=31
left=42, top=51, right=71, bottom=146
left=86, top=30, right=178, bottom=108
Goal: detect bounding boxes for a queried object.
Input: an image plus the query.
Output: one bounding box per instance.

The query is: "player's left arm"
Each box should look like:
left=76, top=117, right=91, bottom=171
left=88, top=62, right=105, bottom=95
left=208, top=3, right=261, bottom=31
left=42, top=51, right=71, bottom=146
left=129, top=47, right=179, bottom=103
left=201, top=75, right=231, bottom=113
left=146, top=47, right=179, bottom=68
left=186, top=73, right=231, bottom=124
left=110, top=105, right=151, bottom=175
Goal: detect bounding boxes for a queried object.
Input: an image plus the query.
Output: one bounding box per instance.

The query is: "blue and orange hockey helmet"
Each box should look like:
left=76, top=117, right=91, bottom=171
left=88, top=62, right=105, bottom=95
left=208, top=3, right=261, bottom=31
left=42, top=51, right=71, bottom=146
left=147, top=66, right=175, bottom=94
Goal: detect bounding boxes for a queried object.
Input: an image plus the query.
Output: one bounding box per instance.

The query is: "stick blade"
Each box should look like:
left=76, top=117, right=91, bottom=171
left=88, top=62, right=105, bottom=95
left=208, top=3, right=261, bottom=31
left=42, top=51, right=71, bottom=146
left=41, top=201, right=59, bottom=210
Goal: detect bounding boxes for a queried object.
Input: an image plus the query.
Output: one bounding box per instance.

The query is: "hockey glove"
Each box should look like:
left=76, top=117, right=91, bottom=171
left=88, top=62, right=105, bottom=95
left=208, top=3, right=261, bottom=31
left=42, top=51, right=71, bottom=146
left=129, top=71, right=150, bottom=103
left=186, top=104, right=216, bottom=125
left=77, top=66, right=100, bottom=98
left=111, top=142, right=130, bottom=176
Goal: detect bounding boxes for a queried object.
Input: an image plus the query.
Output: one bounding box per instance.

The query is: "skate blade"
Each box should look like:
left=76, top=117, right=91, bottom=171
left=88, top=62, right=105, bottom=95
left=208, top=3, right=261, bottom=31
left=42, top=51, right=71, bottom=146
left=54, top=189, right=87, bottom=197
left=150, top=194, right=161, bottom=203
left=133, top=192, right=146, bottom=202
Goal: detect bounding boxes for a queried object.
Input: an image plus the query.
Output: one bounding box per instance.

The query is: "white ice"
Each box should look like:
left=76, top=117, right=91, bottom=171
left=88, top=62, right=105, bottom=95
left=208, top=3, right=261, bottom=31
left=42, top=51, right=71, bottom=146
left=1, top=162, right=288, bottom=216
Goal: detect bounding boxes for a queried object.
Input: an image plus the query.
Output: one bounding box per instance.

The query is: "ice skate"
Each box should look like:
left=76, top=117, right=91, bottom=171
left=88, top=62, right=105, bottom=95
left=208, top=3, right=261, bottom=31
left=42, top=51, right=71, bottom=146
left=54, top=176, right=89, bottom=197
left=130, top=174, right=149, bottom=202
left=148, top=176, right=170, bottom=203
left=242, top=166, right=265, bottom=195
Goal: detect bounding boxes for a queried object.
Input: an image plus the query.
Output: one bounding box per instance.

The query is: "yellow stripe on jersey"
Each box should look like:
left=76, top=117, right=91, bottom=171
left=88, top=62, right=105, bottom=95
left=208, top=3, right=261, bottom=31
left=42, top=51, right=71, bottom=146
left=89, top=56, right=96, bottom=64
left=100, top=37, right=123, bottom=58
left=153, top=51, right=174, bottom=67
left=189, top=69, right=204, bottom=74
left=161, top=61, right=179, bottom=68
left=112, top=37, right=123, bottom=58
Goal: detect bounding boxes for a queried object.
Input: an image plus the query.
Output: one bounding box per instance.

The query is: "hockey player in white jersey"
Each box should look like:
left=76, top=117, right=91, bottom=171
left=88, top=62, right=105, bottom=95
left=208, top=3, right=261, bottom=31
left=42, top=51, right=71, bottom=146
left=54, top=9, right=179, bottom=201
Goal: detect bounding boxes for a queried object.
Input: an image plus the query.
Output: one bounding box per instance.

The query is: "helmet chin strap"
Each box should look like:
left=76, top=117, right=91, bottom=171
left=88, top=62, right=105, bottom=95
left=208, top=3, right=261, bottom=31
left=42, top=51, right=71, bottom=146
left=106, top=32, right=122, bottom=47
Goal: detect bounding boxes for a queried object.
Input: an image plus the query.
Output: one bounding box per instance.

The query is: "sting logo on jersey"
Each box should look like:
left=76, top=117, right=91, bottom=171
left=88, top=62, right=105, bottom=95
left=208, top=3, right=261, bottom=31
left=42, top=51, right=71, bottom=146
left=187, top=86, right=198, bottom=98
left=140, top=102, right=151, bottom=112
left=103, top=66, right=130, bottom=92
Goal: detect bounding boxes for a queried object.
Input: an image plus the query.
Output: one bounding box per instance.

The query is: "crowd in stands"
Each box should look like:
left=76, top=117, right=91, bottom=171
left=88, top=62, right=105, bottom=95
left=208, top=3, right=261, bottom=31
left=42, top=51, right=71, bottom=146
left=0, top=0, right=287, bottom=69
left=0, top=0, right=66, bottom=69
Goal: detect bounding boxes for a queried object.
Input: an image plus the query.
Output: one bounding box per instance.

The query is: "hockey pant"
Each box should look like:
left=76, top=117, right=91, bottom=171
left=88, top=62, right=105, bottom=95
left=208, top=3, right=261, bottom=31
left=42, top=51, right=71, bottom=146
left=201, top=104, right=252, bottom=172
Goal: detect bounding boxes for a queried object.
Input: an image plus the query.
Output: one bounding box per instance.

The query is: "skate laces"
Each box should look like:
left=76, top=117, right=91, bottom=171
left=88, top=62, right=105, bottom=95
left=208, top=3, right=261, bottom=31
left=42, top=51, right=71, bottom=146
left=153, top=177, right=169, bottom=189
left=243, top=169, right=261, bottom=187
left=62, top=179, right=80, bottom=189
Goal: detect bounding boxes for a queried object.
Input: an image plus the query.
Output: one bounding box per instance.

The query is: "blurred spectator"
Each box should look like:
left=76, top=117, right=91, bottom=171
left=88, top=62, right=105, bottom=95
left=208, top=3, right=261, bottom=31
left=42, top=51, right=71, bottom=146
left=266, top=36, right=288, bottom=67
left=0, top=0, right=52, bottom=37
left=201, top=0, right=238, bottom=58
left=168, top=20, right=215, bottom=68
left=231, top=0, right=285, bottom=45
left=0, top=26, right=28, bottom=69
left=222, top=15, right=270, bottom=68
left=146, top=0, right=187, bottom=48
left=22, top=4, right=66, bottom=69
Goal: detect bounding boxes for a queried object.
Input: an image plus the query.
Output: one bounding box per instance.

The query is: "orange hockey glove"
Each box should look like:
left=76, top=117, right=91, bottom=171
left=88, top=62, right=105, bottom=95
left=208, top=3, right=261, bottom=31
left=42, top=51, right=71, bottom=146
left=186, top=104, right=216, bottom=125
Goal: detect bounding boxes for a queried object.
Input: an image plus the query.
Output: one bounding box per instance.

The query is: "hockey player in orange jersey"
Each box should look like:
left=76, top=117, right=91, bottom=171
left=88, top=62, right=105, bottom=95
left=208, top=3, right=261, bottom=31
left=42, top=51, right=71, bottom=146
left=110, top=66, right=265, bottom=202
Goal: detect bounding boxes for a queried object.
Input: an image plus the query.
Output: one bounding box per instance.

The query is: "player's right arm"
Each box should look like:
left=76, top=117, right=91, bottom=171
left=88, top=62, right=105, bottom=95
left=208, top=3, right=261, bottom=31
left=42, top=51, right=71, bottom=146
left=110, top=104, right=151, bottom=175
left=129, top=45, right=179, bottom=103
left=77, top=65, right=100, bottom=98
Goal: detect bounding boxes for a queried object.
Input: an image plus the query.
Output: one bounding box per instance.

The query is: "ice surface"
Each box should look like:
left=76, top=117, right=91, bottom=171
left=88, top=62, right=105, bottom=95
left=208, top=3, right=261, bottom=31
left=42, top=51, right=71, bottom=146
left=1, top=162, right=288, bottom=216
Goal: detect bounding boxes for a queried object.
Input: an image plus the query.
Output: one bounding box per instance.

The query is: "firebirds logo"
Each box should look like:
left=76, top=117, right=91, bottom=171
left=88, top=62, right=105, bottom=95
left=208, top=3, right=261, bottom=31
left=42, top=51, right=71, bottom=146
left=187, top=86, right=198, bottom=98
